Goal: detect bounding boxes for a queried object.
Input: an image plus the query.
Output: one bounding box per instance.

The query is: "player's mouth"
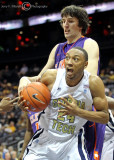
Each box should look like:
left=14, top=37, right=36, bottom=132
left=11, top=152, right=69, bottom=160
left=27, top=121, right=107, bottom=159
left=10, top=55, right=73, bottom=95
left=66, top=68, right=74, bottom=76
left=64, top=30, right=70, bottom=34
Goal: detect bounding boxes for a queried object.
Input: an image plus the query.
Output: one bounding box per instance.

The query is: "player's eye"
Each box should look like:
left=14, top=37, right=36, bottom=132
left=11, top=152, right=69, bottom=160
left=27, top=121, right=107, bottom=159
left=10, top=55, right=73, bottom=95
left=68, top=20, right=74, bottom=23
left=61, top=20, right=65, bottom=24
left=65, top=56, right=69, bottom=60
left=74, top=58, right=78, bottom=61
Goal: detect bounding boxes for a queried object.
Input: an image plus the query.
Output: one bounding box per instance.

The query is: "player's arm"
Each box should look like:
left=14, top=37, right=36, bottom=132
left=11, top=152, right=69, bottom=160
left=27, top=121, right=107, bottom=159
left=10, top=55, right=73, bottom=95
left=84, top=38, right=99, bottom=75
left=18, top=112, right=33, bottom=160
left=0, top=97, right=26, bottom=112
left=76, top=76, right=109, bottom=123
left=40, top=69, right=57, bottom=91
left=58, top=75, right=109, bottom=124
left=87, top=75, right=109, bottom=123
left=18, top=44, right=58, bottom=94
left=37, top=44, right=59, bottom=80
left=0, top=97, right=18, bottom=112
left=84, top=39, right=114, bottom=117
left=106, top=96, right=114, bottom=110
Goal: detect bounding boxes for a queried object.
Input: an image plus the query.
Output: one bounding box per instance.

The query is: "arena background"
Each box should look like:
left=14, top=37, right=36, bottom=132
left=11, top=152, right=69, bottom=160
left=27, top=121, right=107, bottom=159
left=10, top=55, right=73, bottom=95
left=0, top=0, right=114, bottom=158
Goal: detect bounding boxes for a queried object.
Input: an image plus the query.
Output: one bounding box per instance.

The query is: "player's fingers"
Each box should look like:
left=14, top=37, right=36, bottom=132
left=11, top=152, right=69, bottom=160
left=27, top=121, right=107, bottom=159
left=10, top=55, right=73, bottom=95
left=18, top=100, right=28, bottom=112
left=58, top=110, right=68, bottom=117
left=17, top=97, right=24, bottom=107
left=58, top=109, right=66, bottom=113
left=59, top=97, right=70, bottom=106
left=2, top=97, right=11, bottom=100
left=58, top=101, right=70, bottom=109
left=11, top=97, right=19, bottom=103
left=68, top=95, right=75, bottom=102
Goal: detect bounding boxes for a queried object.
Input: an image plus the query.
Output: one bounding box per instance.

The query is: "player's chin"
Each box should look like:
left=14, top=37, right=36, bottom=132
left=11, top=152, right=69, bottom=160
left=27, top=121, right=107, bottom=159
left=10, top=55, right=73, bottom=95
left=66, top=71, right=74, bottom=79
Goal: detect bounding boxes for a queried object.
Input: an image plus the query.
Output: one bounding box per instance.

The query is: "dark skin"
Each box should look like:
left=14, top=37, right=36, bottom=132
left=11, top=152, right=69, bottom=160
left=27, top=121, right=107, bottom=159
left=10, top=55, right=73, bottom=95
left=0, top=96, right=26, bottom=112
left=18, top=48, right=109, bottom=159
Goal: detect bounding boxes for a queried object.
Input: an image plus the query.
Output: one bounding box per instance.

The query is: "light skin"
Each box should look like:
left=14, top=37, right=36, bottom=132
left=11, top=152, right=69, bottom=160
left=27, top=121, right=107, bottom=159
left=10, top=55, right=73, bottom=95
left=19, top=48, right=109, bottom=124
left=18, top=15, right=99, bottom=95
left=35, top=15, right=99, bottom=79
left=18, top=14, right=113, bottom=159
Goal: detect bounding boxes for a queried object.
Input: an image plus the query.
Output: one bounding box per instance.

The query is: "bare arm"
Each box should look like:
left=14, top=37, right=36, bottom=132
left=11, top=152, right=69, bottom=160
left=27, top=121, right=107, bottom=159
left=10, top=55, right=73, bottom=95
left=18, top=44, right=58, bottom=94
left=18, top=112, right=33, bottom=160
left=84, top=38, right=99, bottom=75
left=0, top=97, right=25, bottom=112
left=84, top=39, right=114, bottom=115
left=84, top=75, right=109, bottom=123
left=58, top=76, right=109, bottom=124
left=18, top=69, right=57, bottom=95
left=38, top=44, right=59, bottom=78
left=106, top=96, right=114, bottom=110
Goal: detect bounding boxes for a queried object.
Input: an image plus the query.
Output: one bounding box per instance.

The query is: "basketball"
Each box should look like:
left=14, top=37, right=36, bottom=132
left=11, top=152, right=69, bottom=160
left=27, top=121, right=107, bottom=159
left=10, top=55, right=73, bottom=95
left=21, top=82, right=51, bottom=112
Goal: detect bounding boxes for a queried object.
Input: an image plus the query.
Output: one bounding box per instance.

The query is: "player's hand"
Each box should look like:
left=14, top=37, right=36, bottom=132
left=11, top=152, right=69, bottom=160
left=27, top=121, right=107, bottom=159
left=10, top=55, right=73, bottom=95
left=58, top=95, right=79, bottom=117
left=0, top=97, right=19, bottom=112
left=36, top=75, right=41, bottom=82
left=18, top=96, right=29, bottom=112
left=18, top=77, right=31, bottom=96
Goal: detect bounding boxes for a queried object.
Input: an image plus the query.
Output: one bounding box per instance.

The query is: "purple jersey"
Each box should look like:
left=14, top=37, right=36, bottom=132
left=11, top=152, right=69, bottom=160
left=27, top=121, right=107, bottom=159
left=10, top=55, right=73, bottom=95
left=54, top=36, right=105, bottom=160
left=28, top=111, right=40, bottom=133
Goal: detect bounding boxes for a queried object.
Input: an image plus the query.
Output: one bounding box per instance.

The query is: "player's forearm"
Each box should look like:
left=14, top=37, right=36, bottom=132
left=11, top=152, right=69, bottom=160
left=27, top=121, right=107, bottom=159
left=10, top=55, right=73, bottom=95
left=106, top=96, right=114, bottom=110
left=20, top=130, right=33, bottom=155
left=76, top=108, right=109, bottom=124
left=20, top=76, right=37, bottom=84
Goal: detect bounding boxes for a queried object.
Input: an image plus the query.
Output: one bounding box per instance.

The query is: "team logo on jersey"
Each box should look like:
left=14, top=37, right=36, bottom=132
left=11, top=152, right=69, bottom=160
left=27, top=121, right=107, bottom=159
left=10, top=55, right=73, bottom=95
left=57, top=87, right=61, bottom=90
left=84, top=89, right=87, bottom=94
left=83, top=84, right=89, bottom=94
left=32, top=93, right=45, bottom=104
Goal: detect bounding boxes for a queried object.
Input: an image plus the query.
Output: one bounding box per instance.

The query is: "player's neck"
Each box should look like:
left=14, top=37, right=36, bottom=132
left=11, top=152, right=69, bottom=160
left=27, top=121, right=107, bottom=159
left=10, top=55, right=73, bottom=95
left=67, top=35, right=82, bottom=44
left=66, top=73, right=84, bottom=87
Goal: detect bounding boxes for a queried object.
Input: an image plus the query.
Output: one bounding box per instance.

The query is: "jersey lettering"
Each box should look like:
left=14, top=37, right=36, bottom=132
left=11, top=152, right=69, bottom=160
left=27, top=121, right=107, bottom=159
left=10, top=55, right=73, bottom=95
left=52, top=119, right=76, bottom=134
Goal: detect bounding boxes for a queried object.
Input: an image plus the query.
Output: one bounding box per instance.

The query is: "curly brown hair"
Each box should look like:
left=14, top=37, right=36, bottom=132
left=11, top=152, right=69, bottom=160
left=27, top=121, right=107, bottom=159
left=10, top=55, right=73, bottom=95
left=60, top=5, right=89, bottom=35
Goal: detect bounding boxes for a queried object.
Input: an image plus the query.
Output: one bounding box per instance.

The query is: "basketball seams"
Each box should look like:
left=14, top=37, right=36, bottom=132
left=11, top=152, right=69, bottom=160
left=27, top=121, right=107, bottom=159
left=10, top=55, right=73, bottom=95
left=26, top=87, right=43, bottom=111
left=28, top=86, right=49, bottom=105
left=22, top=82, right=51, bottom=112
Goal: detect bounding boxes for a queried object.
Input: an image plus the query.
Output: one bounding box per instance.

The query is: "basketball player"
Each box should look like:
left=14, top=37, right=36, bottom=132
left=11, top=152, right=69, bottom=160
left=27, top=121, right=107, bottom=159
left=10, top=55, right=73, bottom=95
left=101, top=109, right=114, bottom=160
left=0, top=96, right=26, bottom=112
left=18, top=5, right=114, bottom=160
left=18, top=47, right=109, bottom=160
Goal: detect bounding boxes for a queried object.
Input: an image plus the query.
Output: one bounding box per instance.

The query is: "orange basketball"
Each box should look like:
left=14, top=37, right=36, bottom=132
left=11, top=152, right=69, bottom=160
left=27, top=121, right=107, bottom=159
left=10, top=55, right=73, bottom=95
left=21, top=82, right=51, bottom=112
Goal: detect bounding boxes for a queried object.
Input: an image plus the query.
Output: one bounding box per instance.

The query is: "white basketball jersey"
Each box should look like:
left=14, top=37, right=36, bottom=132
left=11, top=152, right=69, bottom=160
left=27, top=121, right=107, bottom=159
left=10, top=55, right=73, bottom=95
left=39, top=69, right=93, bottom=141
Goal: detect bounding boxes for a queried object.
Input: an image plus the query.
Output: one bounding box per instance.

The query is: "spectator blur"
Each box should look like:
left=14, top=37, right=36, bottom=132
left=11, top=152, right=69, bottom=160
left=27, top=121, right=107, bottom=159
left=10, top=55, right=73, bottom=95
left=0, top=59, right=113, bottom=155
left=4, top=152, right=11, bottom=160
left=4, top=121, right=16, bottom=134
left=18, top=64, right=28, bottom=77
left=11, top=150, right=18, bottom=160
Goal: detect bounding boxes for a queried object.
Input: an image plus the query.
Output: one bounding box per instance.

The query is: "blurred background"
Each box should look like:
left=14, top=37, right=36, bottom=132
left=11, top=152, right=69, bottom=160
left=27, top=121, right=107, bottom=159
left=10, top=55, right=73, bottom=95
left=0, top=0, right=114, bottom=159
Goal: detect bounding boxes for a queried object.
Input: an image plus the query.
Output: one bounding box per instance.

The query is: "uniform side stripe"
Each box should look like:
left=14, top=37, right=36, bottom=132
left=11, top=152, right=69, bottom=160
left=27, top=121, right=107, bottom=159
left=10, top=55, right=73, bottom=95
left=23, top=128, right=44, bottom=159
left=78, top=128, right=90, bottom=160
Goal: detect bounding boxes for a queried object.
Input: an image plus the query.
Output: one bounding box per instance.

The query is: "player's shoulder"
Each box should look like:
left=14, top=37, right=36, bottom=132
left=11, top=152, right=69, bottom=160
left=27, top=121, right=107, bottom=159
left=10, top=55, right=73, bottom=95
left=89, top=75, right=104, bottom=92
left=84, top=38, right=98, bottom=48
left=89, top=75, right=102, bottom=85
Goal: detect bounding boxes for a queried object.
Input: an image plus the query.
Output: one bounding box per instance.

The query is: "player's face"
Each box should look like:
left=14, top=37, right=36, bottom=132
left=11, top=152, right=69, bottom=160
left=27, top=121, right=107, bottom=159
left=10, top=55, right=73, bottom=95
left=65, top=48, right=87, bottom=80
left=61, top=15, right=82, bottom=42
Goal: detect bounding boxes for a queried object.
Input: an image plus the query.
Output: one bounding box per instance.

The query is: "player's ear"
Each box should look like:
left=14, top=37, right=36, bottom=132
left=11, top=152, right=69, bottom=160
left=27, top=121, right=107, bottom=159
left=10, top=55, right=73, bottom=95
left=84, top=61, right=88, bottom=69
